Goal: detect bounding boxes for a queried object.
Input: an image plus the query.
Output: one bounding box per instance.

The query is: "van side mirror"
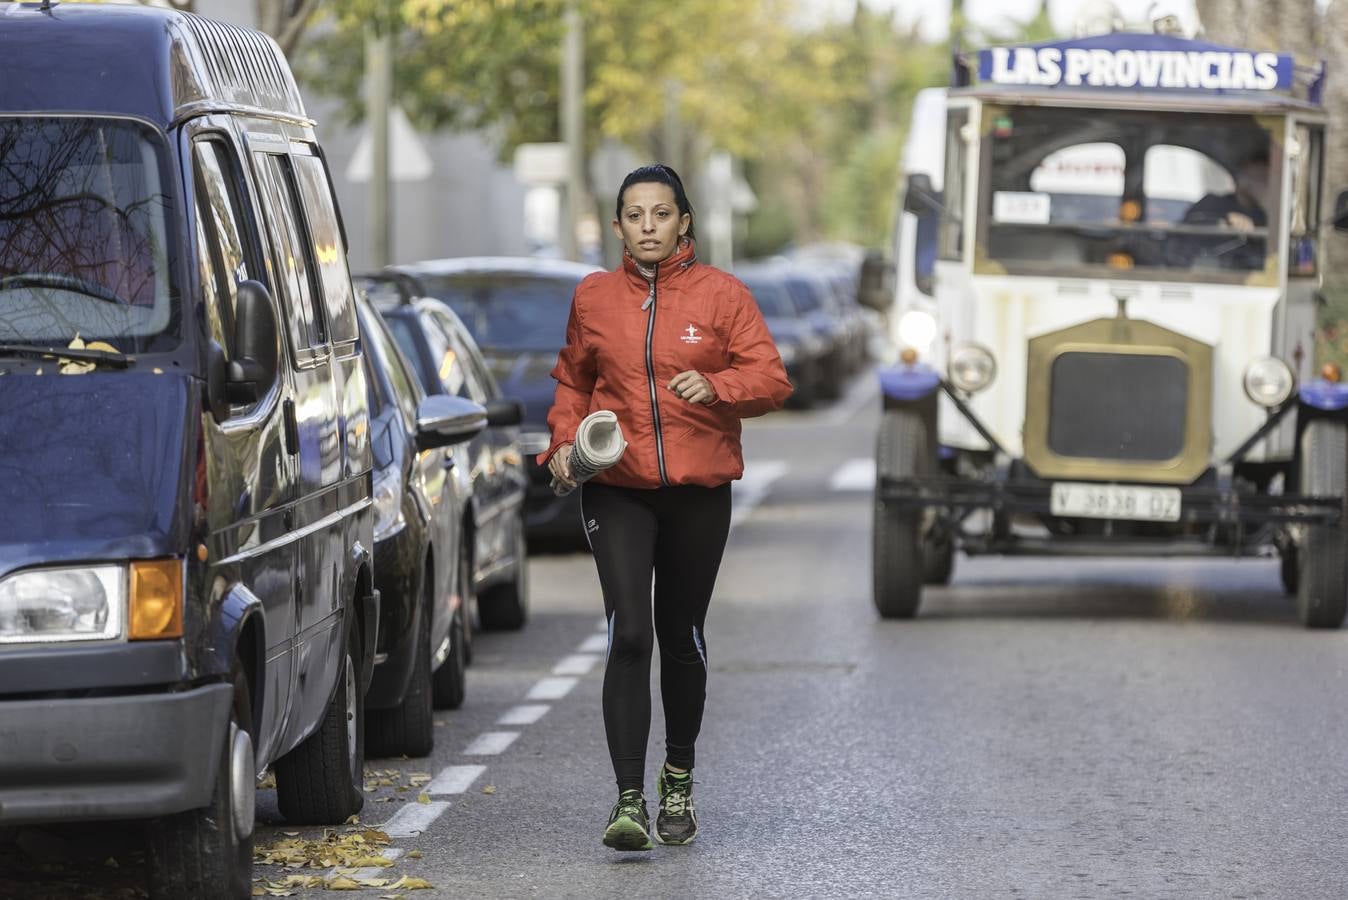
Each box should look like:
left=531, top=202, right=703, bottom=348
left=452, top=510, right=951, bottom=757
left=227, top=280, right=279, bottom=405
left=485, top=399, right=525, bottom=427
left=903, top=173, right=941, bottom=217
left=416, top=394, right=487, bottom=450
left=1335, top=190, right=1348, bottom=234
left=858, top=252, right=895, bottom=312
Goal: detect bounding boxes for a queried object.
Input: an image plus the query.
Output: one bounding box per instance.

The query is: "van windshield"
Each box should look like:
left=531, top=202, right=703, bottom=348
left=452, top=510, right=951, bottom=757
left=0, top=117, right=179, bottom=351
left=979, top=106, right=1277, bottom=280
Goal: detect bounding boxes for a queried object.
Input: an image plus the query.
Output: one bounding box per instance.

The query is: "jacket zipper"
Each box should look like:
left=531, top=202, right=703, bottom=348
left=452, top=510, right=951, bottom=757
left=643, top=264, right=670, bottom=486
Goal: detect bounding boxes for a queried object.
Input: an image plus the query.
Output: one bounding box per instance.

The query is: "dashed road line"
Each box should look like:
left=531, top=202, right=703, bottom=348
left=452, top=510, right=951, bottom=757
left=578, top=633, right=608, bottom=653
left=830, top=457, right=876, bottom=492
left=527, top=676, right=579, bottom=701
left=499, top=704, right=551, bottom=726
left=427, top=764, right=487, bottom=795
left=553, top=653, right=600, bottom=675
left=381, top=800, right=452, bottom=837
left=464, top=731, right=520, bottom=755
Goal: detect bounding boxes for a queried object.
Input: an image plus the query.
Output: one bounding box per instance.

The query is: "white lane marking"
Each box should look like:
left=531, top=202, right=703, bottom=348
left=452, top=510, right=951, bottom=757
left=381, top=801, right=451, bottom=837
left=427, top=764, right=487, bottom=795
left=831, top=457, right=876, bottom=492
left=730, top=460, right=789, bottom=529
left=499, top=704, right=551, bottom=726
left=821, top=369, right=878, bottom=427
left=327, top=847, right=403, bottom=881
left=553, top=654, right=600, bottom=675
left=578, top=633, right=608, bottom=653
left=464, top=731, right=519, bottom=755
left=527, top=676, right=578, bottom=700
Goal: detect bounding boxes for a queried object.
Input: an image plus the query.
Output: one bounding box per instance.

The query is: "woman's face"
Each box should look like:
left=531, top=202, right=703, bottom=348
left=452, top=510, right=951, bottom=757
left=612, top=181, right=690, bottom=266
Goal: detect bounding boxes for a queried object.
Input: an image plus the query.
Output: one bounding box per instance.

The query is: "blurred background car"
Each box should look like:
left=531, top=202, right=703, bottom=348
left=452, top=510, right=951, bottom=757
left=355, top=293, right=487, bottom=757
left=390, top=258, right=603, bottom=549
left=357, top=273, right=533, bottom=630
left=736, top=266, right=829, bottom=408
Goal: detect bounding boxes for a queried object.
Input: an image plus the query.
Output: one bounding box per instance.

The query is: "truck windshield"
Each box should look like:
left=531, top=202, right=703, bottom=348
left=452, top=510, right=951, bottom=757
left=979, top=106, right=1277, bottom=280
left=0, top=117, right=179, bottom=352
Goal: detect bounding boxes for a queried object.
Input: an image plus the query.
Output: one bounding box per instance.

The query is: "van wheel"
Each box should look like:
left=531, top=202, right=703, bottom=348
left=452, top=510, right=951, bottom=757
left=479, top=526, right=529, bottom=631
left=1297, top=420, right=1348, bottom=628
left=367, top=579, right=434, bottom=758
left=274, top=617, right=365, bottom=824
left=146, top=668, right=253, bottom=900
left=873, top=407, right=929, bottom=619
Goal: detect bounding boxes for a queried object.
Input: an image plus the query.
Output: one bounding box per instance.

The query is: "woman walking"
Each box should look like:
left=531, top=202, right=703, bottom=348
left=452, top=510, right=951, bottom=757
left=540, top=165, right=792, bottom=850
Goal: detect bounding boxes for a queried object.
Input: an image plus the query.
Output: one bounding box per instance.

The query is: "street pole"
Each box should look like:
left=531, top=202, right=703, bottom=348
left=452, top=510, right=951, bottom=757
left=560, top=1, right=584, bottom=261
left=367, top=25, right=392, bottom=268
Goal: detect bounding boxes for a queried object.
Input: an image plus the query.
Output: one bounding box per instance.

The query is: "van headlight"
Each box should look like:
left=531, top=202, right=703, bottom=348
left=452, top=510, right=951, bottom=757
left=1243, top=357, right=1294, bottom=408
left=897, top=310, right=937, bottom=353
left=0, top=565, right=125, bottom=643
left=373, top=468, right=407, bottom=542
left=949, top=343, right=997, bottom=393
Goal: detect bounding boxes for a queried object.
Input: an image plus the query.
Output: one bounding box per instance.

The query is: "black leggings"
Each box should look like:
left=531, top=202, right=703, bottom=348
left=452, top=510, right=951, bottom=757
left=581, top=481, right=732, bottom=792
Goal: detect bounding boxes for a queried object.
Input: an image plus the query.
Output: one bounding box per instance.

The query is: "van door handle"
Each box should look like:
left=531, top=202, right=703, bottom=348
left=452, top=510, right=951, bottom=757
left=283, top=399, right=299, bottom=456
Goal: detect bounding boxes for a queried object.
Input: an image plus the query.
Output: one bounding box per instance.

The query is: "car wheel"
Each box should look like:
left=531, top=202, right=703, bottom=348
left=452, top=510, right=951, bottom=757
left=479, top=523, right=529, bottom=631
left=1296, top=420, right=1348, bottom=628
left=274, top=614, right=365, bottom=824
left=145, top=667, right=254, bottom=900
left=366, top=575, right=434, bottom=758
left=873, top=407, right=929, bottom=619
left=432, top=606, right=468, bottom=710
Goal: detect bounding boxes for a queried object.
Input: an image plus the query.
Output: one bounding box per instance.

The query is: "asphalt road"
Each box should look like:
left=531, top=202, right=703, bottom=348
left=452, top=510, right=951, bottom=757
left=9, top=370, right=1348, bottom=898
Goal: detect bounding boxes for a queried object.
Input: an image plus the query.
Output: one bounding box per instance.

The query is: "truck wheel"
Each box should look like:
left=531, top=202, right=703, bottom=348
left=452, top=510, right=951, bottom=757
left=1296, top=420, right=1348, bottom=628
left=275, top=616, right=365, bottom=824
left=367, top=576, right=434, bottom=758
left=146, top=668, right=253, bottom=900
left=873, top=407, right=930, bottom=618
left=479, top=526, right=529, bottom=631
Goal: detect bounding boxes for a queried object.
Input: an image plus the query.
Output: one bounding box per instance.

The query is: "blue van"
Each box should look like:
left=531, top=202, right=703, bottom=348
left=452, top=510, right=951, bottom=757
left=0, top=4, right=378, bottom=896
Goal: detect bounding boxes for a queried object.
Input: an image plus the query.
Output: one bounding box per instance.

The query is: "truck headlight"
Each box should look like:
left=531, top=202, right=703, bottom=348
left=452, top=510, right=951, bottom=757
left=0, top=565, right=125, bottom=643
left=373, top=467, right=407, bottom=542
left=897, top=310, right=937, bottom=354
left=517, top=430, right=552, bottom=456
left=1243, top=357, right=1294, bottom=408
left=949, top=343, right=997, bottom=393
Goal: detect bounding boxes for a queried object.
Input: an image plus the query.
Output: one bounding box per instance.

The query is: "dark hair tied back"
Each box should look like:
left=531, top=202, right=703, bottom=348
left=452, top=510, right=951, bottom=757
left=615, top=164, right=696, bottom=241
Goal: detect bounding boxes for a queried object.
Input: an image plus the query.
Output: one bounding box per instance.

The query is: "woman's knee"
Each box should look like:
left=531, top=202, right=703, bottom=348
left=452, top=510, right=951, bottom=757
left=608, top=618, right=653, bottom=660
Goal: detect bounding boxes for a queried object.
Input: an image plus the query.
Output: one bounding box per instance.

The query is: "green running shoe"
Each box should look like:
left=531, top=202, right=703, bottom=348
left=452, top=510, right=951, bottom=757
left=603, top=789, right=653, bottom=851
left=655, top=768, right=697, bottom=845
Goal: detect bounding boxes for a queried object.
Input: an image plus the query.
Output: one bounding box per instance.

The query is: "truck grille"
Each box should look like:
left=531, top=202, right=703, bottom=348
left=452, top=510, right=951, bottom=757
left=1048, top=352, right=1188, bottom=461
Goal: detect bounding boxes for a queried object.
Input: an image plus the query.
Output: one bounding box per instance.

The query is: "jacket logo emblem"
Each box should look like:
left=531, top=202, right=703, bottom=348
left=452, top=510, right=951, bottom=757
left=681, top=324, right=702, bottom=344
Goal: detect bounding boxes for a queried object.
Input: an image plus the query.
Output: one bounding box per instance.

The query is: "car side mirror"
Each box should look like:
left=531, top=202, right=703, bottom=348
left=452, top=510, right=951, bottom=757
left=227, top=280, right=279, bottom=405
left=858, top=252, right=895, bottom=313
left=415, top=394, right=487, bottom=450
left=1335, top=190, right=1348, bottom=234
left=903, top=173, right=941, bottom=217
left=485, top=399, right=525, bottom=427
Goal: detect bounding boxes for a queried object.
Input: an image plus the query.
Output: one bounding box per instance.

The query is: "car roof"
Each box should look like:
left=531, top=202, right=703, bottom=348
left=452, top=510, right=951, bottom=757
left=0, top=3, right=307, bottom=127
left=393, top=257, right=604, bottom=280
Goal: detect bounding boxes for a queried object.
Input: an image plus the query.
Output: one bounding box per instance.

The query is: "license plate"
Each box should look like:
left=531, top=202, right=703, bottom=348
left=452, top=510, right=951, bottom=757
left=1049, top=482, right=1181, bottom=522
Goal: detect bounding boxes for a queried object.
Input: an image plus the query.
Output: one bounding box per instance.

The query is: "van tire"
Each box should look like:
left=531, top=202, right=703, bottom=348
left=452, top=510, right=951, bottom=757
left=873, top=407, right=929, bottom=619
left=367, top=579, right=434, bottom=758
left=1297, top=420, right=1348, bottom=628
left=274, top=618, right=365, bottom=824
left=146, top=668, right=253, bottom=900
left=479, top=527, right=529, bottom=631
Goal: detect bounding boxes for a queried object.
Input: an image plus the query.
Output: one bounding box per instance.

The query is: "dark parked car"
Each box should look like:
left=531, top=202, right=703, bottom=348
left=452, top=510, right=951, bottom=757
left=390, top=258, right=602, bottom=547
left=356, top=294, right=485, bottom=757
left=777, top=265, right=853, bottom=396
left=360, top=273, right=533, bottom=629
left=0, top=7, right=376, bottom=897
left=737, top=268, right=829, bottom=407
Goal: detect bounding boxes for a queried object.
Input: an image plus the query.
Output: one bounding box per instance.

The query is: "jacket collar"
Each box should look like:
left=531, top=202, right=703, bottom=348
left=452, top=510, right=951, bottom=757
left=622, top=238, right=698, bottom=289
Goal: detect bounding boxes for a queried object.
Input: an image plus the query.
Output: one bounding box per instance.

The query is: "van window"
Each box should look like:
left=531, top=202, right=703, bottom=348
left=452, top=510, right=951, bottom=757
left=1288, top=125, right=1323, bottom=277
left=254, top=153, right=326, bottom=352
left=938, top=109, right=968, bottom=260
left=0, top=117, right=179, bottom=351
left=192, top=138, right=258, bottom=357
left=291, top=151, right=358, bottom=345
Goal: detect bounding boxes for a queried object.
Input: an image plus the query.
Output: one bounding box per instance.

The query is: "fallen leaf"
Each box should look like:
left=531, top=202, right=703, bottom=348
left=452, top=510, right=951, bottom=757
left=325, top=876, right=364, bottom=890
left=387, top=875, right=435, bottom=890
left=345, top=815, right=361, bottom=825
left=482, top=785, right=496, bottom=795
left=416, top=792, right=430, bottom=804
left=407, top=850, right=423, bottom=859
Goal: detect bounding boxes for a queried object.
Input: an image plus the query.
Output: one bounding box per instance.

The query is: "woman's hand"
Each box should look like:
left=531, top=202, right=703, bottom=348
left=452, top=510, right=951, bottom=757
left=668, top=371, right=718, bottom=405
left=548, top=442, right=576, bottom=490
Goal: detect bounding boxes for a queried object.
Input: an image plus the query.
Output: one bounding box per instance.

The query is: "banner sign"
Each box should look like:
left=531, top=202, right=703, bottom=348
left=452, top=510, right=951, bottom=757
left=976, top=34, right=1294, bottom=93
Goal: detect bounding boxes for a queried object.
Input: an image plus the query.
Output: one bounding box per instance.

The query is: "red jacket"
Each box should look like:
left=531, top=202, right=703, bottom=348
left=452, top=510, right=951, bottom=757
left=540, top=241, right=792, bottom=489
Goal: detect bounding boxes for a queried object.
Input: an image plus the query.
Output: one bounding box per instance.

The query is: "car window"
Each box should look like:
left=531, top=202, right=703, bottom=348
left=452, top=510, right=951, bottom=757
left=739, top=278, right=796, bottom=318
left=192, top=138, right=258, bottom=359
left=291, top=151, right=358, bottom=346
left=254, top=152, right=326, bottom=352
left=362, top=308, right=420, bottom=426
left=415, top=273, right=577, bottom=352
left=427, top=308, right=497, bottom=403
